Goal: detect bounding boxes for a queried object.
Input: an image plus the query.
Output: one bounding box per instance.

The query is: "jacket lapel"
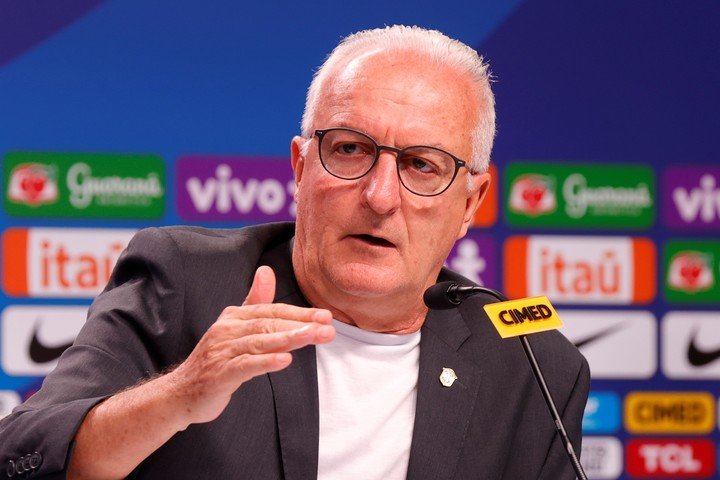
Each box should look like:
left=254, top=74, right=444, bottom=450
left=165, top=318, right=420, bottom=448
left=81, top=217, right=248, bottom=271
left=268, top=344, right=319, bottom=480
left=406, top=307, right=482, bottom=480
left=263, top=239, right=320, bottom=480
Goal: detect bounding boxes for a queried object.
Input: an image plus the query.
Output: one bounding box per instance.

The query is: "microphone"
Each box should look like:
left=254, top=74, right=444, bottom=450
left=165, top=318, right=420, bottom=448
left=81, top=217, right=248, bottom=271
left=423, top=282, right=588, bottom=480
left=423, top=281, right=485, bottom=309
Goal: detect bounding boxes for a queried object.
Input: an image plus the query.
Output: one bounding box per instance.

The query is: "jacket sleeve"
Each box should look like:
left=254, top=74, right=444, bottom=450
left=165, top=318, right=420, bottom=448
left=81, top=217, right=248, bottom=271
left=0, top=227, right=187, bottom=479
left=537, top=354, right=591, bottom=480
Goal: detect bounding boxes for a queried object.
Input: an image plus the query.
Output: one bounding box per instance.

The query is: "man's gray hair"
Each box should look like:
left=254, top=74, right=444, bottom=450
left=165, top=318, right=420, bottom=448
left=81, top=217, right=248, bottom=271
left=301, top=25, right=496, bottom=175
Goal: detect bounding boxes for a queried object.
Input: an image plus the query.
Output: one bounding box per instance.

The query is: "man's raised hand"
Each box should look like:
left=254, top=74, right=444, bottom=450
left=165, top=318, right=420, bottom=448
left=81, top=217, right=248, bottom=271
left=168, top=265, right=335, bottom=426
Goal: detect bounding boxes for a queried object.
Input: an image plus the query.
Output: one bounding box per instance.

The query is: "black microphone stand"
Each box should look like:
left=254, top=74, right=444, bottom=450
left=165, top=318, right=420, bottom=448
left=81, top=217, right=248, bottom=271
left=476, top=287, right=588, bottom=480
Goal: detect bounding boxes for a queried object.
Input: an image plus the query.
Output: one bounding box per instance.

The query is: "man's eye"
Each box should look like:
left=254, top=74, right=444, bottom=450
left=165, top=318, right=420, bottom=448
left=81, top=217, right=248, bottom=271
left=409, top=157, right=437, bottom=174
left=335, top=142, right=369, bottom=155
left=340, top=143, right=359, bottom=154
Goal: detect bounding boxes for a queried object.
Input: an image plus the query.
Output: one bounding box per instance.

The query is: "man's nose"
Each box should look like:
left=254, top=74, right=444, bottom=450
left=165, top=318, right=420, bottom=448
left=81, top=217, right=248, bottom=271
left=361, top=152, right=402, bottom=215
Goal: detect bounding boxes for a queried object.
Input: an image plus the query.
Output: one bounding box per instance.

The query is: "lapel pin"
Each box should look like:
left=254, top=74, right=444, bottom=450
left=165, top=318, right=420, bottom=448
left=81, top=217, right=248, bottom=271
left=439, top=367, right=458, bottom=387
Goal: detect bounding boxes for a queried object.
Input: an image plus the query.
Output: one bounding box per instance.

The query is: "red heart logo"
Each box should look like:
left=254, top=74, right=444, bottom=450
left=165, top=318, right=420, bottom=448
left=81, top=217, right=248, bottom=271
left=680, top=261, right=702, bottom=286
left=522, top=184, right=546, bottom=209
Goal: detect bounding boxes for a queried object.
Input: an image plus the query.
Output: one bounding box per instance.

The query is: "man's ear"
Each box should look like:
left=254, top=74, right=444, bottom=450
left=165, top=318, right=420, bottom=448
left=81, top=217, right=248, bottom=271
left=290, top=136, right=307, bottom=185
left=458, top=171, right=491, bottom=239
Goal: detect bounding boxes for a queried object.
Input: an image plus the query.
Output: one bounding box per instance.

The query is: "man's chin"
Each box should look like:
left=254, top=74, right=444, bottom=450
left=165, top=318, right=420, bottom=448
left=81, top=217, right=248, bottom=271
left=323, top=262, right=404, bottom=298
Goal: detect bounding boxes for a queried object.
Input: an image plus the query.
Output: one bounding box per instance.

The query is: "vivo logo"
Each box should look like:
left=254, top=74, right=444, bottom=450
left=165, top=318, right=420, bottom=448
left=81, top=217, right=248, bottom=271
left=664, top=167, right=720, bottom=230
left=186, top=164, right=295, bottom=216
left=176, top=156, right=296, bottom=222
left=673, top=175, right=720, bottom=223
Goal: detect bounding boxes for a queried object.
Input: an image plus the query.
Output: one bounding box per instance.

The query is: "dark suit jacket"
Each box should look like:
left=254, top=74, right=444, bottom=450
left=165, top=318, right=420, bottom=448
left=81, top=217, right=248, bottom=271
left=0, top=222, right=589, bottom=479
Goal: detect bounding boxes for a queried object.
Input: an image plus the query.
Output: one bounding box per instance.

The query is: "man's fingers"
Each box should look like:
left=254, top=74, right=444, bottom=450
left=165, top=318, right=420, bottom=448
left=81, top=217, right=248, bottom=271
left=224, top=323, right=336, bottom=356
left=221, top=303, right=333, bottom=325
left=228, top=352, right=294, bottom=380
left=242, top=266, right=276, bottom=306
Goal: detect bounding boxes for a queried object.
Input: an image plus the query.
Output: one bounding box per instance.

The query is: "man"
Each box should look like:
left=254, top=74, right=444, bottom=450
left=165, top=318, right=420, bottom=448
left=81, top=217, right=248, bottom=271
left=0, top=26, right=589, bottom=479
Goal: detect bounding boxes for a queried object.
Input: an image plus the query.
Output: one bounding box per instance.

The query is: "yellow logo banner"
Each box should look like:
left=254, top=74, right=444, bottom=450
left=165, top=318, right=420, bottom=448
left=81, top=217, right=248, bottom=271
left=483, top=296, right=563, bottom=338
left=625, top=392, right=715, bottom=434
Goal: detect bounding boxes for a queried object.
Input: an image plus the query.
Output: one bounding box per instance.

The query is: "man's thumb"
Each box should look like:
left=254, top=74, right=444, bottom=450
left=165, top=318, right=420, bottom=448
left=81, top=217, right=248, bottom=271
left=243, top=266, right=276, bottom=305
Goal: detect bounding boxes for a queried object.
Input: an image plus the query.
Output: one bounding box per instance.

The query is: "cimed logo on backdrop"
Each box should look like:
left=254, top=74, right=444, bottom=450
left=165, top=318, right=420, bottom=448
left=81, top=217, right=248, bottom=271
left=663, top=166, right=720, bottom=230
left=664, top=240, right=720, bottom=304
left=6, top=163, right=59, bottom=206
left=508, top=173, right=556, bottom=217
left=504, top=162, right=654, bottom=228
left=176, top=156, right=296, bottom=222
left=624, top=392, right=715, bottom=434
left=3, top=152, right=164, bottom=218
left=445, top=234, right=496, bottom=288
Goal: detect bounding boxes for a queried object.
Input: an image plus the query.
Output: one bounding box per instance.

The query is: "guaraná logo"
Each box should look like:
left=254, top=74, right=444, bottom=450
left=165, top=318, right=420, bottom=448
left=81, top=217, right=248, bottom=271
left=3, top=152, right=165, bottom=218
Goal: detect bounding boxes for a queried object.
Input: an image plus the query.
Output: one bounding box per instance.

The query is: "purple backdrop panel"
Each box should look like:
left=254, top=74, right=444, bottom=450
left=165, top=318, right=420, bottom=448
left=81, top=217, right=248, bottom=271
left=176, top=155, right=295, bottom=222
left=663, top=166, right=720, bottom=230
left=445, top=233, right=497, bottom=289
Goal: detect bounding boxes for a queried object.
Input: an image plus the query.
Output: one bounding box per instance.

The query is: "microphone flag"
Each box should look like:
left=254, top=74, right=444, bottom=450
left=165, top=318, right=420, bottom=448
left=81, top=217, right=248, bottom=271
left=482, top=296, right=563, bottom=338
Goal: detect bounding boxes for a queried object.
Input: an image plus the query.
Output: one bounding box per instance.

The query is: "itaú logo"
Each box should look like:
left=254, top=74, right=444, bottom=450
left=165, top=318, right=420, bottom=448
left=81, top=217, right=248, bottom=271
left=504, top=235, right=656, bottom=305
left=2, top=228, right=136, bottom=297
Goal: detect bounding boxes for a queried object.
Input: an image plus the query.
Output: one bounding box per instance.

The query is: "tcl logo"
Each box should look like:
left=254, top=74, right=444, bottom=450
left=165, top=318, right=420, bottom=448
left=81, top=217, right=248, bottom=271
left=2, top=228, right=135, bottom=297
left=504, top=236, right=655, bottom=304
left=627, top=439, right=715, bottom=477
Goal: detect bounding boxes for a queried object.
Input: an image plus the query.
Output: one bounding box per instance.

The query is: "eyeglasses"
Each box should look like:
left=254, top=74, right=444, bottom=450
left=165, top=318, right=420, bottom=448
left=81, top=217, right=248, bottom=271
left=314, top=127, right=470, bottom=197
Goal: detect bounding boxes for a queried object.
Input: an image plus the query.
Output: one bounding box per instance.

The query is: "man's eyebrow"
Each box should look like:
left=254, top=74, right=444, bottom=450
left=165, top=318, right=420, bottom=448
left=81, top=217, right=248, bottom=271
left=325, top=123, right=451, bottom=150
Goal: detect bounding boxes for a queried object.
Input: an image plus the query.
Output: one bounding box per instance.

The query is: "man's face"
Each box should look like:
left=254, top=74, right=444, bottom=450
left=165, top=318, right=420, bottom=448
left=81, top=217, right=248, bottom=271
left=291, top=50, right=490, bottom=331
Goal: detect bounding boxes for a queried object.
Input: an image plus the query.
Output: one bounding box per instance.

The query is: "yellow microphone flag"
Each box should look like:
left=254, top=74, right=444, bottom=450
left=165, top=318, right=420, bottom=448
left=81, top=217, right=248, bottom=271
left=483, top=296, right=563, bottom=338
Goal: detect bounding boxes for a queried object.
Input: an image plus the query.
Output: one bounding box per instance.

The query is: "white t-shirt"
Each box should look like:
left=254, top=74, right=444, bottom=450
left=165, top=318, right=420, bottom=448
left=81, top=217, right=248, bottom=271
left=316, top=319, right=421, bottom=480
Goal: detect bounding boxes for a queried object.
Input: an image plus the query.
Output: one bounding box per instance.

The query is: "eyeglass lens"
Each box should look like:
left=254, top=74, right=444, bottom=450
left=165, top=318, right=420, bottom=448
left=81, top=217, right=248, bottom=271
left=318, top=129, right=459, bottom=196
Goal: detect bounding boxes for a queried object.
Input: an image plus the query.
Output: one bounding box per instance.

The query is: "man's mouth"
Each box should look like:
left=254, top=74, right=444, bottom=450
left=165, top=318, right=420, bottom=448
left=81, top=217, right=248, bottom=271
left=350, top=234, right=395, bottom=248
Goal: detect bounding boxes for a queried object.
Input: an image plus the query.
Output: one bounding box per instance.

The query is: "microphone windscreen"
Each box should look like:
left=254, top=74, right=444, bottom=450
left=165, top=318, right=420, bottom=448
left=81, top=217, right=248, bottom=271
left=423, top=281, right=460, bottom=310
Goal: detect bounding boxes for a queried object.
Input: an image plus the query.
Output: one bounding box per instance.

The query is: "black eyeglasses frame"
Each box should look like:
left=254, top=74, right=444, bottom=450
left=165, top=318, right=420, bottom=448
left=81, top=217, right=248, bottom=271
left=313, top=127, right=470, bottom=197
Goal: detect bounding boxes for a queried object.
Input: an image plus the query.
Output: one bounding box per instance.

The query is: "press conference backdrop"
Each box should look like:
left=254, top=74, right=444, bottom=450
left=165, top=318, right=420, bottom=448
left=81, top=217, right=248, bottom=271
left=1, top=1, right=719, bottom=478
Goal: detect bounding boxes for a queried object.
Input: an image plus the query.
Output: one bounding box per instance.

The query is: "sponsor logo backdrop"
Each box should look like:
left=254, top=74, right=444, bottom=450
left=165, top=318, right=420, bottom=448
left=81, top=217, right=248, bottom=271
left=1, top=2, right=718, bottom=478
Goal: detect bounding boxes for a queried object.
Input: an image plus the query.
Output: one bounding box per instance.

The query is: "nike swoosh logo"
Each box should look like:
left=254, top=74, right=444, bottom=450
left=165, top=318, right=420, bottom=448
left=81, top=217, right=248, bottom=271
left=29, top=322, right=73, bottom=363
left=687, top=329, right=720, bottom=367
left=572, top=324, right=624, bottom=350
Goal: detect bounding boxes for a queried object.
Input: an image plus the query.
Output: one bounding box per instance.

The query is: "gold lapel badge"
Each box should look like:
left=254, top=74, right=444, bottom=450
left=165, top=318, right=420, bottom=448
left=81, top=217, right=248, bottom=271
left=439, top=367, right=458, bottom=387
